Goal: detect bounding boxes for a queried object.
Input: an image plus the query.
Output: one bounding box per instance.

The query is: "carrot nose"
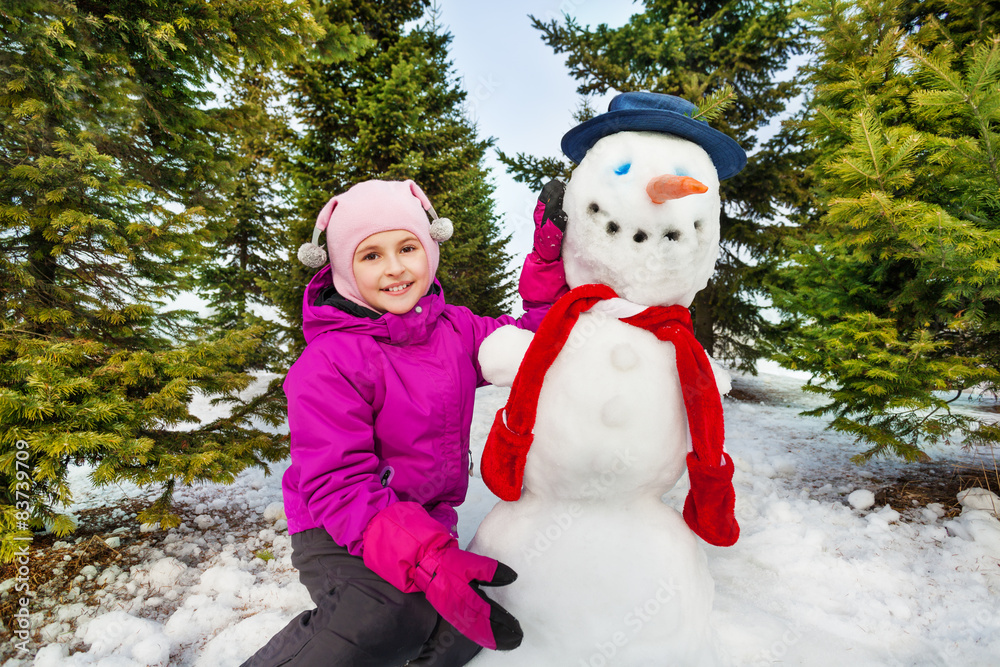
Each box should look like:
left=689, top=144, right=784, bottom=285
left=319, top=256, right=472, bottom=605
left=647, top=174, right=708, bottom=203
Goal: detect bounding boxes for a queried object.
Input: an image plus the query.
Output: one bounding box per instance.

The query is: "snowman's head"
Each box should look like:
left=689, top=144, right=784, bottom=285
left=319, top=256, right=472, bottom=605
left=562, top=131, right=722, bottom=307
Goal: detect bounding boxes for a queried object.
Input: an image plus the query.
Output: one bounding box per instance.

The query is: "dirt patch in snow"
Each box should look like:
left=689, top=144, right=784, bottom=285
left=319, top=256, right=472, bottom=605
left=873, top=458, right=1000, bottom=519
left=0, top=501, right=146, bottom=641
left=0, top=495, right=274, bottom=660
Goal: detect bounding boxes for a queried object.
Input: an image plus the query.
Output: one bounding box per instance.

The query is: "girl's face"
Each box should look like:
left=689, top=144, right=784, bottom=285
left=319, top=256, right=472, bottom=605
left=352, top=229, right=431, bottom=315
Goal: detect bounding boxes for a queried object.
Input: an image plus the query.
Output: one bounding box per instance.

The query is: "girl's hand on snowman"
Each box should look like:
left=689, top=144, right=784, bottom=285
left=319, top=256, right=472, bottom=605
left=519, top=179, right=569, bottom=306
left=532, top=179, right=567, bottom=261
left=363, top=502, right=523, bottom=651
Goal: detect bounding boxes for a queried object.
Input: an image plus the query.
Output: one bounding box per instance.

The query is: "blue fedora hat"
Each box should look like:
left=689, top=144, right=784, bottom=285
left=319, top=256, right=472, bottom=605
left=561, top=92, right=747, bottom=180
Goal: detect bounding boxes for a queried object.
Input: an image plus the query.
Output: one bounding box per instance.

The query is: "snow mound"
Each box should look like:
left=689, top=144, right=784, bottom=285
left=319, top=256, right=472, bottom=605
left=263, top=502, right=286, bottom=522
left=957, top=487, right=1000, bottom=515
left=848, top=489, right=876, bottom=510
left=41, top=611, right=173, bottom=666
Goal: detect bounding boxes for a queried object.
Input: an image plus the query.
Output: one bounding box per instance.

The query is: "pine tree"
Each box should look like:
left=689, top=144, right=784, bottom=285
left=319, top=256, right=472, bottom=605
left=499, top=0, right=808, bottom=372
left=0, top=0, right=321, bottom=561
left=270, top=1, right=514, bottom=349
left=770, top=0, right=1000, bottom=461
left=196, top=64, right=296, bottom=369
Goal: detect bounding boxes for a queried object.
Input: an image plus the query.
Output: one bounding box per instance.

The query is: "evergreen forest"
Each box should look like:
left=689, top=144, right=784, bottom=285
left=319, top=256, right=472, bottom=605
left=2, top=0, right=999, bottom=561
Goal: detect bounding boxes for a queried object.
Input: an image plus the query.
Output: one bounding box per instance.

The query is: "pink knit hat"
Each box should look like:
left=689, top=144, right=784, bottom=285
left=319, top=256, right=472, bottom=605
left=297, top=179, right=453, bottom=309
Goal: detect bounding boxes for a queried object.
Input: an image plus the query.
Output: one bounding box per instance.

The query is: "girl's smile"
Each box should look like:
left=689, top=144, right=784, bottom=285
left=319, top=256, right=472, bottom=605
left=352, top=230, right=431, bottom=314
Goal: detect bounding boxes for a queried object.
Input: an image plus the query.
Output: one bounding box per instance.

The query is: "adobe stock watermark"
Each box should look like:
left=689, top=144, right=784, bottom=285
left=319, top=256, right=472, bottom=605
left=942, top=607, right=998, bottom=660
left=744, top=619, right=804, bottom=666
left=566, top=306, right=614, bottom=352
left=580, top=578, right=682, bottom=667
left=521, top=448, right=637, bottom=563
left=510, top=197, right=541, bottom=239
left=11, top=439, right=35, bottom=655
left=536, top=0, right=592, bottom=24
left=465, top=73, right=502, bottom=121
left=413, top=449, right=463, bottom=500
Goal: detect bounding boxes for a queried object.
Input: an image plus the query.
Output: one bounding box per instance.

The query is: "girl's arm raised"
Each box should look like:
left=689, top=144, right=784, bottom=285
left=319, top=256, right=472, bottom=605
left=446, top=180, right=573, bottom=385
left=519, top=179, right=569, bottom=307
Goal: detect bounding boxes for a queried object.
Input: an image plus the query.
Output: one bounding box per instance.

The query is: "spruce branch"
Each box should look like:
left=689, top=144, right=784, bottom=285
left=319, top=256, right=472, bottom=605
left=693, top=86, right=736, bottom=123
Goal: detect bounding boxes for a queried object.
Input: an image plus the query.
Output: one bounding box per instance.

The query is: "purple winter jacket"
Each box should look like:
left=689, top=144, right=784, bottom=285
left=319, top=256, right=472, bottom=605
left=282, top=266, right=546, bottom=556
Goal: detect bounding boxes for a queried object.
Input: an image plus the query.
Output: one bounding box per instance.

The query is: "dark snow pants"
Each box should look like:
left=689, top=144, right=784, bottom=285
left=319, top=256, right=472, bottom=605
left=240, top=528, right=483, bottom=667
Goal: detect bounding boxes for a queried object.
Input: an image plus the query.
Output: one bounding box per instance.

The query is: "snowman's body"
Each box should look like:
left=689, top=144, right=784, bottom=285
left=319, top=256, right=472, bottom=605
left=469, top=128, right=737, bottom=666
left=470, top=306, right=720, bottom=666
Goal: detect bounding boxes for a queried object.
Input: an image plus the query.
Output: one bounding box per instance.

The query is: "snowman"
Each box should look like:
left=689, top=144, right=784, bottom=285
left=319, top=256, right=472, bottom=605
left=468, top=92, right=746, bottom=666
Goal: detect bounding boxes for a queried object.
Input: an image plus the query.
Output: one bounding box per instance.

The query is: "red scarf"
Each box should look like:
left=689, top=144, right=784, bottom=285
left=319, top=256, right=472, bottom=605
left=481, top=284, right=739, bottom=547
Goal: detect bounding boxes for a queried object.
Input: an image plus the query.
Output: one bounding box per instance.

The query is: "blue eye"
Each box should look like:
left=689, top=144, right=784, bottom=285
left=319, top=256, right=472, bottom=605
left=614, top=163, right=631, bottom=176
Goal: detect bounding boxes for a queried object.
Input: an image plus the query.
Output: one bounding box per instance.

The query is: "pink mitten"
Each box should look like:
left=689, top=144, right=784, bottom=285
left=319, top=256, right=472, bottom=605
left=519, top=180, right=569, bottom=305
left=362, top=502, right=522, bottom=651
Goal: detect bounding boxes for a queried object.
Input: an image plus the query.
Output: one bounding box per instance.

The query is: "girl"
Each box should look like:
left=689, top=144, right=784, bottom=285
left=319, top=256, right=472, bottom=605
left=242, top=178, right=567, bottom=667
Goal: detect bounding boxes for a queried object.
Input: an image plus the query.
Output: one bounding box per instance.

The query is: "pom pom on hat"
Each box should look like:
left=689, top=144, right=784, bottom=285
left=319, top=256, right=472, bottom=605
left=297, top=226, right=329, bottom=268
left=297, top=195, right=339, bottom=269
left=428, top=210, right=453, bottom=243
left=297, top=242, right=328, bottom=268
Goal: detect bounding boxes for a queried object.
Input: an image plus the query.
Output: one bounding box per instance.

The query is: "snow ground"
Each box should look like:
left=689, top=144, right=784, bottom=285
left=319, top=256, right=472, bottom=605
left=3, top=364, right=999, bottom=666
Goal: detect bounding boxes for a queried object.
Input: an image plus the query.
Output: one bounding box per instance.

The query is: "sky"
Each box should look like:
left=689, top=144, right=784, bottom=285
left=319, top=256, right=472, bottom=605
left=434, top=0, right=639, bottom=268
